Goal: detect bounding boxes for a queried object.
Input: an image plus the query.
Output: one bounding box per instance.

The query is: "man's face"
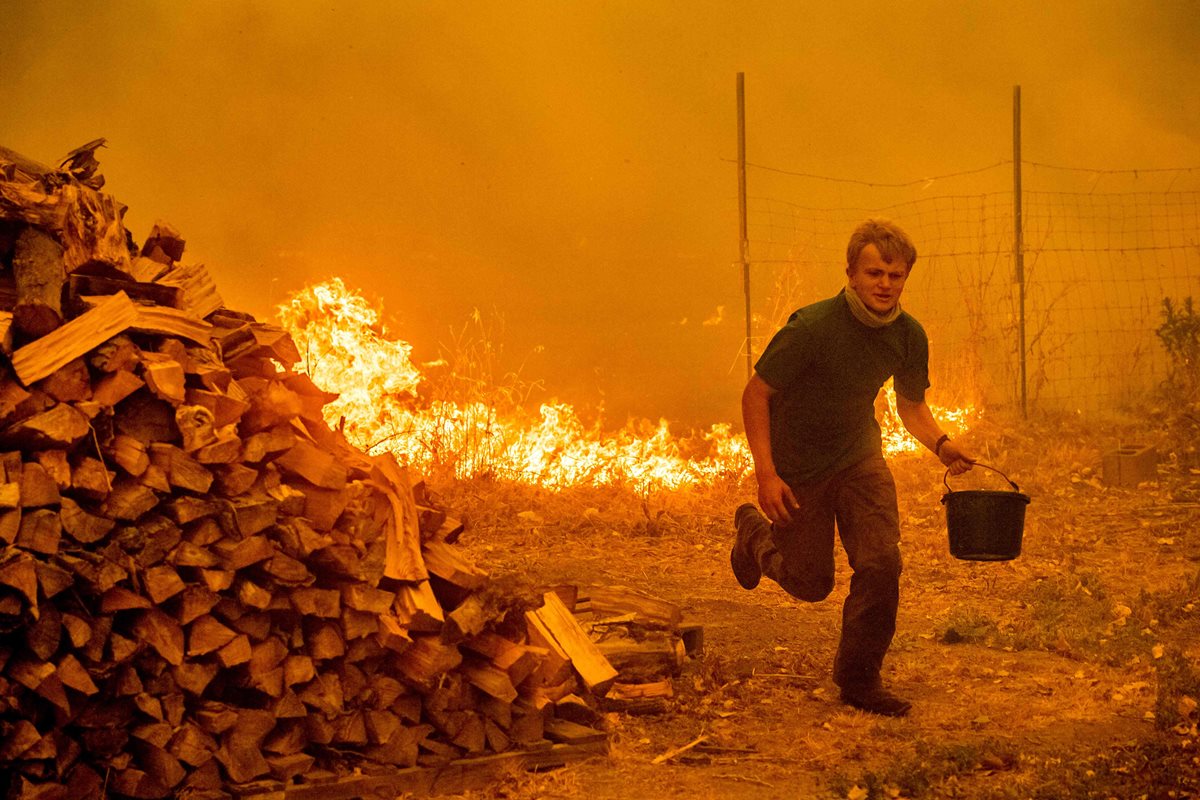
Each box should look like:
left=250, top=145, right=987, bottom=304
left=847, top=244, right=909, bottom=314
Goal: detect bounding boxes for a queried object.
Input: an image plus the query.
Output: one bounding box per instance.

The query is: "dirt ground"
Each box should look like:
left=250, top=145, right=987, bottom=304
left=433, top=410, right=1200, bottom=800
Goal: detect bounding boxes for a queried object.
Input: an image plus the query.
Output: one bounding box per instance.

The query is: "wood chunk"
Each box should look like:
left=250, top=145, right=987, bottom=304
left=25, top=603, right=61, bottom=659
left=462, top=662, right=519, bottom=703
left=240, top=424, right=295, bottom=463
left=524, top=610, right=575, bottom=687
left=144, top=564, right=185, bottom=604
left=369, top=454, right=426, bottom=582
left=213, top=463, right=257, bottom=496
left=445, top=593, right=489, bottom=642
left=20, top=461, right=61, bottom=506
left=174, top=586, right=219, bottom=627
left=543, top=718, right=607, bottom=746
left=186, top=615, right=237, bottom=656
left=215, top=634, right=251, bottom=668
left=267, top=752, right=315, bottom=782
left=34, top=559, right=73, bottom=599
left=109, top=434, right=150, bottom=476
left=394, top=580, right=445, bottom=632
left=0, top=402, right=90, bottom=449
left=172, top=660, right=219, bottom=696
left=90, top=334, right=141, bottom=373
left=342, top=584, right=395, bottom=614
left=157, top=263, right=222, bottom=319
left=4, top=477, right=34, bottom=509
left=39, top=357, right=92, bottom=402
left=140, top=353, right=185, bottom=405
left=290, top=587, right=341, bottom=618
left=10, top=291, right=138, bottom=385
left=141, top=220, right=186, bottom=264
left=149, top=443, right=213, bottom=494
left=306, top=621, right=345, bottom=660
left=173, top=405, right=216, bottom=453
left=70, top=456, right=113, bottom=499
left=0, top=312, right=12, bottom=357
left=101, top=479, right=159, bottom=521
left=534, top=592, right=618, bottom=694
left=166, top=724, right=216, bottom=768
left=128, top=304, right=213, bottom=346
left=12, top=226, right=66, bottom=338
left=69, top=273, right=180, bottom=307
left=59, top=497, right=115, bottom=543
left=133, top=608, right=185, bottom=666
left=184, top=388, right=247, bottom=429
left=273, top=439, right=347, bottom=489
left=100, top=586, right=152, bottom=612
left=393, top=635, right=463, bottom=694
left=56, top=653, right=99, bottom=695
left=16, top=508, right=61, bottom=554
left=231, top=495, right=278, bottom=536
left=33, top=450, right=71, bottom=488
left=0, top=508, right=18, bottom=545
left=301, top=485, right=348, bottom=530
left=214, top=708, right=273, bottom=784
left=423, top=538, right=488, bottom=590
left=376, top=613, right=414, bottom=654
left=114, top=393, right=177, bottom=444
left=92, top=369, right=144, bottom=407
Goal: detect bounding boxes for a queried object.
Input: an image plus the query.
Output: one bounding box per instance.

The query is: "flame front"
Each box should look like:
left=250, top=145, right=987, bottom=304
left=277, top=280, right=971, bottom=491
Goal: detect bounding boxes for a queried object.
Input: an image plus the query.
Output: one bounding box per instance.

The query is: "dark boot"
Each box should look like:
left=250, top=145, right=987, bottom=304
left=731, top=503, right=768, bottom=590
left=839, top=684, right=911, bottom=717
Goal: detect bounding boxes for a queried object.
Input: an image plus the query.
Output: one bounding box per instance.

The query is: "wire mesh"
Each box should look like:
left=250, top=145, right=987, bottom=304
left=743, top=163, right=1200, bottom=414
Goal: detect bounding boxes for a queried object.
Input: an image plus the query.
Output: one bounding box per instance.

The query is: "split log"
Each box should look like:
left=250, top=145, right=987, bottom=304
left=156, top=263, right=222, bottom=320
left=533, top=592, right=618, bottom=695
left=12, top=227, right=66, bottom=338
left=10, top=291, right=138, bottom=385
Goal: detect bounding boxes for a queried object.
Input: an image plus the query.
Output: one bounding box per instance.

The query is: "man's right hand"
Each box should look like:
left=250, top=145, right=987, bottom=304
left=757, top=472, right=799, bottom=525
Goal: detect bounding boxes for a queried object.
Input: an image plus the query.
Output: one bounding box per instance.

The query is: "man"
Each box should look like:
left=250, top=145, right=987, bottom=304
left=732, top=218, right=974, bottom=717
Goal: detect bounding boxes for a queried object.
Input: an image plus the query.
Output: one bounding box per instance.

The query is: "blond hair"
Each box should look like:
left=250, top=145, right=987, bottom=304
left=846, top=218, right=917, bottom=272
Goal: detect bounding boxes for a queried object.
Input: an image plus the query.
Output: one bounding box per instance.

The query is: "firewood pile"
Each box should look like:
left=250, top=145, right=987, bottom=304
left=0, top=143, right=691, bottom=799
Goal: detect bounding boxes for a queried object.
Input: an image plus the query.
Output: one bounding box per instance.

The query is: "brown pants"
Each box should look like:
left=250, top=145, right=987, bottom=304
left=749, top=453, right=902, bottom=690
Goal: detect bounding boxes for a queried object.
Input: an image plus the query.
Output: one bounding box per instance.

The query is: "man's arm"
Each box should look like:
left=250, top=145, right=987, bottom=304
left=894, top=394, right=974, bottom=475
left=742, top=374, right=799, bottom=523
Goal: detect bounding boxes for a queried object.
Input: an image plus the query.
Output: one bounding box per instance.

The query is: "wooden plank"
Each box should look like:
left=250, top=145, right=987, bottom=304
left=10, top=291, right=138, bottom=385
left=231, top=742, right=607, bottom=800
left=584, top=584, right=683, bottom=629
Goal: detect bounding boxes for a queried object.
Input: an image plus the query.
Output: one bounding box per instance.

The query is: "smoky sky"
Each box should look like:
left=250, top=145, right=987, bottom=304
left=1, top=0, right=1196, bottom=427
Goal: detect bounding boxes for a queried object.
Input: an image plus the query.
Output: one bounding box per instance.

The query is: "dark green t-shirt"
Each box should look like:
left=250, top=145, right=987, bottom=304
left=754, top=290, right=930, bottom=485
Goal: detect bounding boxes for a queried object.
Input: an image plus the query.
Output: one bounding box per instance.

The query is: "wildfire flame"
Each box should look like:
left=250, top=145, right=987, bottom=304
left=277, top=279, right=971, bottom=491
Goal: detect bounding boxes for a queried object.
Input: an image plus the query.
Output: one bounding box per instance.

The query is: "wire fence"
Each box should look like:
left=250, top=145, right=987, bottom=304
left=743, top=161, right=1200, bottom=415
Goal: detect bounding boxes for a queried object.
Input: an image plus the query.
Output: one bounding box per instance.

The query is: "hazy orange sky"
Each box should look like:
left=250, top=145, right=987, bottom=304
left=2, top=1, right=1196, bottom=426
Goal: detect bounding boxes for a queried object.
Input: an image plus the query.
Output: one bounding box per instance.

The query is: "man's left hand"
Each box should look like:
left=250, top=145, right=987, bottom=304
left=939, top=440, right=975, bottom=476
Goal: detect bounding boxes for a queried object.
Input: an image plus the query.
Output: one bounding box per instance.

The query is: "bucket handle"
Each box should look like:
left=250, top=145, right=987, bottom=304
left=943, top=462, right=1022, bottom=494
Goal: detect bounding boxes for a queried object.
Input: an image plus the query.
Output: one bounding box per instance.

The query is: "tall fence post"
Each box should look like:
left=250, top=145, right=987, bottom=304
left=737, top=72, right=752, bottom=382
left=1013, top=85, right=1027, bottom=417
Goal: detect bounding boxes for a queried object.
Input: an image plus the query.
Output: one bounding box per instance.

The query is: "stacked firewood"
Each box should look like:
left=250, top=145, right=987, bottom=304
left=0, top=144, right=622, bottom=799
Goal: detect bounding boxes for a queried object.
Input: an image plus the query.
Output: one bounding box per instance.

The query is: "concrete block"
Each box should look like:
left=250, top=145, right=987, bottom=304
left=1102, top=445, right=1158, bottom=487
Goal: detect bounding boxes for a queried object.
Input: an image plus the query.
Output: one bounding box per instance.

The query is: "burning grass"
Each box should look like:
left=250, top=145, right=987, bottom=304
left=276, top=279, right=971, bottom=494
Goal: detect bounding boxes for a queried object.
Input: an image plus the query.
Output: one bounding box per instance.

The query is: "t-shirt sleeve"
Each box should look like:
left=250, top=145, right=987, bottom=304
left=754, top=318, right=814, bottom=391
left=894, top=321, right=930, bottom=402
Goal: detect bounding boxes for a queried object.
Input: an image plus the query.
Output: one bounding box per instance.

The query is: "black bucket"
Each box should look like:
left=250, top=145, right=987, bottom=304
left=940, top=463, right=1030, bottom=561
